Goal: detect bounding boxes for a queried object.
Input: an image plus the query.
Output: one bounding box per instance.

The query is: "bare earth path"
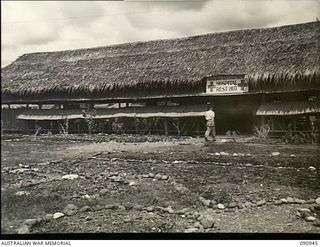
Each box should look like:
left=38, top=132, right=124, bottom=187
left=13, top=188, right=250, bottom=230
left=1, top=134, right=320, bottom=234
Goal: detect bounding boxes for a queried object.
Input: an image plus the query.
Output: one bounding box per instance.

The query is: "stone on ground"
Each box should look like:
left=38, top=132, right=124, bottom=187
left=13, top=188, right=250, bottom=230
left=99, top=188, right=108, bottom=195
left=306, top=199, right=315, bottom=204
left=112, top=177, right=123, bottom=183
left=316, top=197, right=320, bottom=204
left=165, top=206, right=175, bottom=214
left=237, top=203, right=244, bottom=209
left=200, top=214, right=215, bottom=229
left=22, top=219, right=39, bottom=227
left=176, top=208, right=189, bottom=215
left=286, top=197, right=294, bottom=203
left=79, top=206, right=92, bottom=213
left=43, top=214, right=53, bottom=221
left=256, top=200, right=267, bottom=206
left=161, top=175, right=169, bottom=180
left=128, top=181, right=136, bottom=186
left=17, top=225, right=30, bottom=234
left=146, top=206, right=155, bottom=212
left=274, top=200, right=282, bottom=205
left=305, top=216, right=316, bottom=222
left=184, top=228, right=198, bottom=233
left=94, top=205, right=103, bottom=211
left=217, top=204, right=225, bottom=210
left=53, top=212, right=65, bottom=219
left=298, top=208, right=311, bottom=213
left=294, top=199, right=306, bottom=204
left=300, top=211, right=311, bottom=219
left=118, top=205, right=126, bottom=211
left=63, top=204, right=78, bottom=216
left=313, top=220, right=320, bottom=227
left=61, top=174, right=79, bottom=180
left=227, top=202, right=237, bottom=208
left=105, top=205, right=116, bottom=209
left=198, top=197, right=211, bottom=207
left=173, top=183, right=189, bottom=194
left=133, top=205, right=144, bottom=210
left=15, top=191, right=31, bottom=196
left=194, top=222, right=203, bottom=229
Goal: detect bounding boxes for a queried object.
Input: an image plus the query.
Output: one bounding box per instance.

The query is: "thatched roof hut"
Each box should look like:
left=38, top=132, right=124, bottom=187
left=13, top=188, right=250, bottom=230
left=2, top=21, right=320, bottom=103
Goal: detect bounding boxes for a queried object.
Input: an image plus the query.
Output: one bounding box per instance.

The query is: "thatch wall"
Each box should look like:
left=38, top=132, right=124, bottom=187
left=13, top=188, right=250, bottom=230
left=2, top=21, right=320, bottom=101
left=17, top=105, right=208, bottom=120
left=256, top=101, right=320, bottom=116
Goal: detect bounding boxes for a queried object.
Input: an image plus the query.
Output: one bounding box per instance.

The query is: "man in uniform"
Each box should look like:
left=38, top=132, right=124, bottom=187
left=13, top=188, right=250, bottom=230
left=205, top=104, right=216, bottom=142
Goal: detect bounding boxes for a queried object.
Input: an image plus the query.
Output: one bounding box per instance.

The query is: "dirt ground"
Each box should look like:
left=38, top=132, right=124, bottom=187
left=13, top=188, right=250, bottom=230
left=1, top=134, right=320, bottom=235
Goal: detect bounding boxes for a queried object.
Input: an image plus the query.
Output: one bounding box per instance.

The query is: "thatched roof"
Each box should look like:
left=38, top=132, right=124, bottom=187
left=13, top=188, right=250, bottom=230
left=2, top=21, right=320, bottom=101
left=256, top=101, right=320, bottom=116
left=17, top=105, right=207, bottom=120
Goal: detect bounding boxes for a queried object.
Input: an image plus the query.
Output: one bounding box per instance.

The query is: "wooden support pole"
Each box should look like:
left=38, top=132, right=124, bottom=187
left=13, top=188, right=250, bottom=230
left=164, top=118, right=168, bottom=136
left=197, top=119, right=200, bottom=137
left=135, top=117, right=138, bottom=134
left=177, top=119, right=180, bottom=136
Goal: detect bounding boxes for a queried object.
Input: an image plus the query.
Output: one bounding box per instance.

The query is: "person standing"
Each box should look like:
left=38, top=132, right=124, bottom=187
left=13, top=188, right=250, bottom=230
left=205, top=105, right=216, bottom=141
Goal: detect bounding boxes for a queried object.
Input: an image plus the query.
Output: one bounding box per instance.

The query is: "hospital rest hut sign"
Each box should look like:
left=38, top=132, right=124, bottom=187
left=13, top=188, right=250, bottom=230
left=206, top=77, right=248, bottom=94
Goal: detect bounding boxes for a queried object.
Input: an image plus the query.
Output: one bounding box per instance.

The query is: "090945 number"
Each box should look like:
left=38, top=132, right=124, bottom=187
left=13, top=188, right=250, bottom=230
left=300, top=241, right=318, bottom=246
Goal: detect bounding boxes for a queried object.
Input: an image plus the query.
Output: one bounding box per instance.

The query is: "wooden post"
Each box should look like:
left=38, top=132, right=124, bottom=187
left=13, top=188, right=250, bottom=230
left=177, top=119, right=180, bottom=136
left=8, top=104, right=10, bottom=109
left=197, top=119, right=200, bottom=137
left=164, top=118, right=168, bottom=136
left=50, top=121, right=53, bottom=132
left=135, top=117, right=138, bottom=134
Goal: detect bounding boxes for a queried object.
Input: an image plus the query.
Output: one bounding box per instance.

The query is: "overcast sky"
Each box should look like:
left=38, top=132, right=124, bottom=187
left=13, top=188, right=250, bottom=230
left=2, top=0, right=319, bottom=67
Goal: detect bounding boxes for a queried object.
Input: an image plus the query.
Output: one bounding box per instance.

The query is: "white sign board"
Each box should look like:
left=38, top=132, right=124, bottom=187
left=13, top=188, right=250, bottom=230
left=206, top=78, right=248, bottom=94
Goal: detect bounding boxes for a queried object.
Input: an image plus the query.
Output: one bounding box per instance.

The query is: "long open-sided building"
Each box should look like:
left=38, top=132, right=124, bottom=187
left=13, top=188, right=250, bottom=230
left=1, top=21, right=320, bottom=138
